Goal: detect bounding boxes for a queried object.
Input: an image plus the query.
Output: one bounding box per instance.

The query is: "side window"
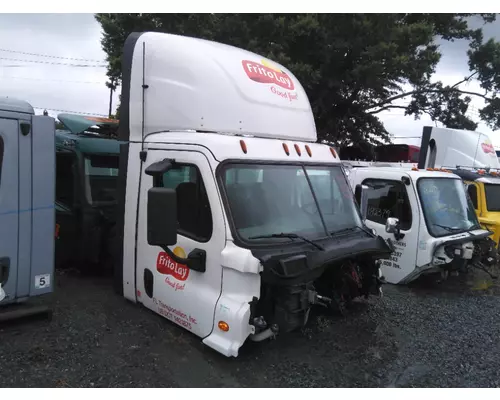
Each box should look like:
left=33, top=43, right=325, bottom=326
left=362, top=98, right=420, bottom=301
left=0, top=135, right=3, bottom=187
left=363, top=178, right=412, bottom=230
left=56, top=151, right=77, bottom=209
left=467, top=184, right=478, bottom=209
left=161, top=164, right=213, bottom=242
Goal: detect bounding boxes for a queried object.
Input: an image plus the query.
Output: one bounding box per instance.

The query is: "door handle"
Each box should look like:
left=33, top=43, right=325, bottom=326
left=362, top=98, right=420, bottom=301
left=0, top=257, right=10, bottom=285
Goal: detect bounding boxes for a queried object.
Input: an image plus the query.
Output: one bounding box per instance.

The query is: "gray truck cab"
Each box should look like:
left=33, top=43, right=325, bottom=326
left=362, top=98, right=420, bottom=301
left=0, top=97, right=55, bottom=306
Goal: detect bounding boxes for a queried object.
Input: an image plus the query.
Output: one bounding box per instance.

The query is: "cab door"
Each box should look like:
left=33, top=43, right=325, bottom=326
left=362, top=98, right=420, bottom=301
left=135, top=148, right=225, bottom=338
left=0, top=118, right=19, bottom=301
left=356, top=171, right=420, bottom=284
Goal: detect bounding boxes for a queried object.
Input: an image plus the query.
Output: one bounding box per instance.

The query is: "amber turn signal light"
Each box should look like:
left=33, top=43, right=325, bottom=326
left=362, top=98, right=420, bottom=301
left=218, top=321, right=230, bottom=332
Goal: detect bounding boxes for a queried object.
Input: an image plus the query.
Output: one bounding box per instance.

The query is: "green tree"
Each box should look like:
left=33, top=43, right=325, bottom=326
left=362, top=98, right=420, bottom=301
left=95, top=13, right=500, bottom=145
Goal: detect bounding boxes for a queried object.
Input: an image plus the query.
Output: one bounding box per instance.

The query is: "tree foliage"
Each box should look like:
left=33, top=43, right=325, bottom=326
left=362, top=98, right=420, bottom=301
left=95, top=13, right=500, bottom=145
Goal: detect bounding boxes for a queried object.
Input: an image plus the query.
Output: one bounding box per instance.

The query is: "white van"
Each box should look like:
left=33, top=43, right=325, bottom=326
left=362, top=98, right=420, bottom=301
left=110, top=32, right=394, bottom=357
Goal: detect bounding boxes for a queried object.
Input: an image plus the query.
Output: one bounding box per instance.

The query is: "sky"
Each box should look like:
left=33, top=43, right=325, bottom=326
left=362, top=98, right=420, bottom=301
left=0, top=14, right=119, bottom=120
left=0, top=13, right=499, bottom=146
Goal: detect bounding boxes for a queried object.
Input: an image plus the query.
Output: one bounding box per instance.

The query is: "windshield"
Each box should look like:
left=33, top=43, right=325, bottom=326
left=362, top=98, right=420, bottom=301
left=417, top=177, right=480, bottom=237
left=220, top=163, right=363, bottom=242
left=484, top=183, right=500, bottom=212
left=83, top=154, right=119, bottom=204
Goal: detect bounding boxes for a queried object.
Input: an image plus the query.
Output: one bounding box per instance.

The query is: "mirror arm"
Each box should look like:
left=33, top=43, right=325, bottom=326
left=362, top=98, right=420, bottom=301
left=160, top=246, right=206, bottom=273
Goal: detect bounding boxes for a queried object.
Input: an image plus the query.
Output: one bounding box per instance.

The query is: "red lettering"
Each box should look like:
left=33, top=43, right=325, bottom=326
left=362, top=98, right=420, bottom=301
left=156, top=252, right=190, bottom=281
left=157, top=304, right=196, bottom=330
left=242, top=60, right=295, bottom=90
left=482, top=142, right=495, bottom=154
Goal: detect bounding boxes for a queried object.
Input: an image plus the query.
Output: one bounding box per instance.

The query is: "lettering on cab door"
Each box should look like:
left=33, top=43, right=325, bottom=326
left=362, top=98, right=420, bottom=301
left=156, top=247, right=190, bottom=291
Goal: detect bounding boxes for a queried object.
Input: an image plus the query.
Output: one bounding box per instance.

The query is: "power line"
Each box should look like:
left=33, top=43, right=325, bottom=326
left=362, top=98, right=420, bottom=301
left=1, top=75, right=106, bottom=85
left=0, top=57, right=106, bottom=68
left=0, top=48, right=106, bottom=64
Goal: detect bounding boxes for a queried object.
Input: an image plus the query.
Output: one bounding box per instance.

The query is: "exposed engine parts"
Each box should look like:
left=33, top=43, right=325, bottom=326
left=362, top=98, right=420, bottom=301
left=469, top=237, right=499, bottom=279
left=249, top=257, right=385, bottom=341
left=430, top=237, right=499, bottom=282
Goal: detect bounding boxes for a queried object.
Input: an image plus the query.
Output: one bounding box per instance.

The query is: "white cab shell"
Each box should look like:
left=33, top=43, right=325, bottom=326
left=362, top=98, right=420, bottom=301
left=124, top=32, right=316, bottom=143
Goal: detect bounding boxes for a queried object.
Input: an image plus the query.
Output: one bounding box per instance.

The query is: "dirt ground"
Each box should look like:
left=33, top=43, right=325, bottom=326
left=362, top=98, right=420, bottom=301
left=1, top=266, right=500, bottom=388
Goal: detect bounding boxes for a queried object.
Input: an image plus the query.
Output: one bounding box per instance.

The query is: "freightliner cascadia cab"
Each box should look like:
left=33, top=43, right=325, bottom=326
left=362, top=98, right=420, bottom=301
left=112, top=32, right=393, bottom=357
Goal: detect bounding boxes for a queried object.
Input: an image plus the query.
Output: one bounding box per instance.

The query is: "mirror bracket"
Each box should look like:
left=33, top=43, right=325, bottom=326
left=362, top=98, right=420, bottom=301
left=145, top=158, right=176, bottom=178
left=360, top=184, right=369, bottom=220
left=394, top=231, right=405, bottom=240
left=386, top=217, right=405, bottom=240
left=160, top=246, right=206, bottom=273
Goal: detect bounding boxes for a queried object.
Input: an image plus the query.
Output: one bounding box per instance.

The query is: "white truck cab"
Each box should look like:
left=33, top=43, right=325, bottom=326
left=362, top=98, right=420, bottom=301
left=111, top=32, right=394, bottom=357
left=418, top=125, right=500, bottom=170
left=345, top=163, right=493, bottom=284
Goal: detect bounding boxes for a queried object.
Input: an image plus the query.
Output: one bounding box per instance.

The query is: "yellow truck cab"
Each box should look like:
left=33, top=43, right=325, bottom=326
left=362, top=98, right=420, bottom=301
left=452, top=168, right=500, bottom=247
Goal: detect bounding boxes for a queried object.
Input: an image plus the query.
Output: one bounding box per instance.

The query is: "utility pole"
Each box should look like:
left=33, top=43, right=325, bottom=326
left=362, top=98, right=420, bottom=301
left=106, top=78, right=118, bottom=118
left=108, top=85, right=113, bottom=118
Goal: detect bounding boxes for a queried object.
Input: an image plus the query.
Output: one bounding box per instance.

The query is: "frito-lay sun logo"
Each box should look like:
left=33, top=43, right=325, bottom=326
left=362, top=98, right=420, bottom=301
left=481, top=139, right=495, bottom=154
left=242, top=59, right=295, bottom=90
left=156, top=247, right=190, bottom=281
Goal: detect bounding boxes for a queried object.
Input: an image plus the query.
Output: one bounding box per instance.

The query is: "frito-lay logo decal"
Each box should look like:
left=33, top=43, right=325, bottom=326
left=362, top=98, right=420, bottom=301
left=157, top=247, right=190, bottom=281
left=242, top=59, right=295, bottom=90
left=481, top=141, right=495, bottom=154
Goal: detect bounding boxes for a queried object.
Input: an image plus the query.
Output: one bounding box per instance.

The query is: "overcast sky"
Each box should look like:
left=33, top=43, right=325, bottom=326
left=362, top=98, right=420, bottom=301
left=0, top=13, right=499, bottom=146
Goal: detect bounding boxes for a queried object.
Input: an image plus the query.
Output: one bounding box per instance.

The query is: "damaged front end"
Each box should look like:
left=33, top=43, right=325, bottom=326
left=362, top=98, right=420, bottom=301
left=247, top=233, right=392, bottom=340
left=466, top=236, right=499, bottom=279
left=421, top=231, right=499, bottom=282
left=217, top=161, right=394, bottom=342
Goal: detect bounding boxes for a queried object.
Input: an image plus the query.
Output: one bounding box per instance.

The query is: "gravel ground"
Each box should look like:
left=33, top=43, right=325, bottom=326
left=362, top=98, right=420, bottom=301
left=1, top=267, right=500, bottom=388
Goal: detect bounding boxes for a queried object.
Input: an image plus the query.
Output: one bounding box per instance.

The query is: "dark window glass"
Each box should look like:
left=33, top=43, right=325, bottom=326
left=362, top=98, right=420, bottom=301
left=221, top=163, right=362, bottom=242
left=56, top=152, right=77, bottom=209
left=467, top=184, right=478, bottom=209
left=83, top=154, right=119, bottom=204
left=161, top=164, right=213, bottom=242
left=418, top=178, right=479, bottom=237
left=362, top=178, right=412, bottom=230
left=484, top=183, right=500, bottom=212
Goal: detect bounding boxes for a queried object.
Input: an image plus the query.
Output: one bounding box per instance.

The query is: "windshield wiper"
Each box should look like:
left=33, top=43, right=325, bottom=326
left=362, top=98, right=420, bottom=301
left=432, top=224, right=462, bottom=233
left=248, top=232, right=324, bottom=251
left=331, top=226, right=372, bottom=236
